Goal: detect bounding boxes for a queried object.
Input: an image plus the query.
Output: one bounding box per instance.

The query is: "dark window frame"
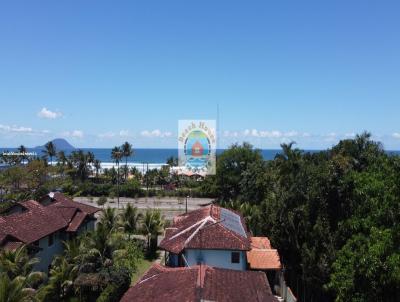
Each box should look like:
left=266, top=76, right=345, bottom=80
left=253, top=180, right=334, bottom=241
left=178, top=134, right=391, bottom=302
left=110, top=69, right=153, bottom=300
left=231, top=251, right=240, bottom=264
left=48, top=233, right=54, bottom=246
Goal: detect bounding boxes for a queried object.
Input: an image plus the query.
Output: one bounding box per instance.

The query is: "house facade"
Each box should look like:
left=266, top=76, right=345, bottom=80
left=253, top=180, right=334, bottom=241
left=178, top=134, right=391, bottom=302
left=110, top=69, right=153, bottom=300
left=0, top=192, right=99, bottom=272
left=159, top=204, right=297, bottom=301
left=159, top=205, right=251, bottom=271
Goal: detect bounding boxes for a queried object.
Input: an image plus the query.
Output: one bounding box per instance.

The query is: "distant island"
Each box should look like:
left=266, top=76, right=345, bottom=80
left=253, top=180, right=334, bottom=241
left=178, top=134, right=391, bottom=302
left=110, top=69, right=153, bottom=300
left=34, top=138, right=75, bottom=151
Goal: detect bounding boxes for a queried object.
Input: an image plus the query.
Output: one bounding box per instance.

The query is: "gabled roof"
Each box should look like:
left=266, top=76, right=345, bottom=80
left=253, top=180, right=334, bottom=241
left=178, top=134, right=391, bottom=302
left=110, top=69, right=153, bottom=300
left=247, top=237, right=282, bottom=270
left=121, top=264, right=278, bottom=302
left=159, top=205, right=251, bottom=254
left=0, top=193, right=99, bottom=249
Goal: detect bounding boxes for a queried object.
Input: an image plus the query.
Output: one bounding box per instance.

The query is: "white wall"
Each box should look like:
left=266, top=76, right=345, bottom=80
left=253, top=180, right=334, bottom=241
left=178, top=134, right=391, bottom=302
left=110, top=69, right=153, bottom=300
left=33, top=231, right=64, bottom=272
left=32, top=219, right=96, bottom=272
left=185, top=249, right=247, bottom=271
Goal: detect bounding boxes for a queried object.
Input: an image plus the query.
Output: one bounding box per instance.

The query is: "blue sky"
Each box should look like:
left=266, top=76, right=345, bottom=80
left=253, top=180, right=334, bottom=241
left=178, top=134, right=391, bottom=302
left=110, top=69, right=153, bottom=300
left=0, top=1, right=399, bottom=149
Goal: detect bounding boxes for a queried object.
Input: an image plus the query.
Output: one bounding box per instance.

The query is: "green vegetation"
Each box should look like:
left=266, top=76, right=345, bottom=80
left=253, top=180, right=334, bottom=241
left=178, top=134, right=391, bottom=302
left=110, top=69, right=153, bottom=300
left=2, top=134, right=399, bottom=301
left=140, top=209, right=164, bottom=256
left=0, top=205, right=163, bottom=302
left=0, top=141, right=213, bottom=209
left=129, top=258, right=153, bottom=285
left=0, top=246, right=45, bottom=302
left=213, top=133, right=400, bottom=302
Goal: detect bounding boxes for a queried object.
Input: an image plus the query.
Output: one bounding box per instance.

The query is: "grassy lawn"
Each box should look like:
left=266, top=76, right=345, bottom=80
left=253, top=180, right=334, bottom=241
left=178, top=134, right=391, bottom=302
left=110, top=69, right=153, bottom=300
left=130, top=258, right=154, bottom=285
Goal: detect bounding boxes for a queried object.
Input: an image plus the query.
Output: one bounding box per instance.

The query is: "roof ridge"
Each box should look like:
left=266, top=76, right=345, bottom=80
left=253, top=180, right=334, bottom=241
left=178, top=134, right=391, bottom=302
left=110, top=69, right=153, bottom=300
left=183, top=216, right=216, bottom=247
left=169, top=217, right=209, bottom=240
left=196, top=264, right=208, bottom=288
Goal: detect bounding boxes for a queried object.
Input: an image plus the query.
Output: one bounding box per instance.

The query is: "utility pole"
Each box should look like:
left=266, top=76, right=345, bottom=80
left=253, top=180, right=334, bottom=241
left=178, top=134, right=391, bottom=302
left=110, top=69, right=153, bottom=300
left=117, top=158, right=120, bottom=209
left=146, top=162, right=149, bottom=191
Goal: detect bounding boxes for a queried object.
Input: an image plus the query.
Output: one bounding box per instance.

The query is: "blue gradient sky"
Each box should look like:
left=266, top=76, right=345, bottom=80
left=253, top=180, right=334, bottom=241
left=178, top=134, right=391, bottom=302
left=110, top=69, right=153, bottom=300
left=0, top=1, right=399, bottom=149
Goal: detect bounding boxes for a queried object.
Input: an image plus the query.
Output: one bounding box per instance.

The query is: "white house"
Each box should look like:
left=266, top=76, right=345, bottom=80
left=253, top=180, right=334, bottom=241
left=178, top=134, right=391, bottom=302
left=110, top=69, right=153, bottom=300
left=0, top=192, right=99, bottom=272
left=159, top=205, right=251, bottom=271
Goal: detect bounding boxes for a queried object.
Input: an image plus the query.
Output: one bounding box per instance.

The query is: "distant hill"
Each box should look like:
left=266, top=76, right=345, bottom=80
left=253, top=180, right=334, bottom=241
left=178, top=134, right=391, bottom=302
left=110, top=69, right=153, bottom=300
left=34, top=138, right=75, bottom=151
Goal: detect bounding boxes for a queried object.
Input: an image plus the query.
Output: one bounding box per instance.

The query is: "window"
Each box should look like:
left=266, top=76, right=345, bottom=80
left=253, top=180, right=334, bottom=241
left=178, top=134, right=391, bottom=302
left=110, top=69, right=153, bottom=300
left=48, top=234, right=54, bottom=246
left=231, top=252, right=240, bottom=264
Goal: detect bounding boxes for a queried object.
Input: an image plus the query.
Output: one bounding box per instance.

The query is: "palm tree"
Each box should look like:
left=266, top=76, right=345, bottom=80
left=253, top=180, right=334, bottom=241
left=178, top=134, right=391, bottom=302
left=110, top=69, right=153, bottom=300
left=0, top=245, right=38, bottom=279
left=57, top=151, right=67, bottom=166
left=99, top=207, right=118, bottom=233
left=121, top=142, right=133, bottom=181
left=17, top=145, right=27, bottom=164
left=43, top=141, right=57, bottom=165
left=87, top=151, right=95, bottom=176
left=94, top=159, right=101, bottom=179
left=63, top=239, right=81, bottom=264
left=141, top=209, right=164, bottom=254
left=69, top=150, right=91, bottom=182
left=119, top=204, right=142, bottom=239
left=111, top=147, right=123, bottom=208
left=46, top=256, right=76, bottom=300
left=0, top=272, right=42, bottom=302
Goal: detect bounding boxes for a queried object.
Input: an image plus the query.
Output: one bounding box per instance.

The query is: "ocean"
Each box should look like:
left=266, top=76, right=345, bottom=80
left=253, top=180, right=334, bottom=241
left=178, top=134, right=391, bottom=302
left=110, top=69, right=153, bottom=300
left=1, top=148, right=399, bottom=171
left=0, top=148, right=284, bottom=163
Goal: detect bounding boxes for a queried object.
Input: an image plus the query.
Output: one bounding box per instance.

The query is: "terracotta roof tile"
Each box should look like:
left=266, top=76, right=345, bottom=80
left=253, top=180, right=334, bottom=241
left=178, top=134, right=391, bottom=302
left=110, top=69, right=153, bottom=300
left=121, top=264, right=278, bottom=302
left=66, top=212, right=87, bottom=232
left=2, top=241, right=23, bottom=251
left=247, top=249, right=281, bottom=270
left=250, top=237, right=272, bottom=249
left=159, top=205, right=250, bottom=253
left=0, top=193, right=99, bottom=249
left=247, top=236, right=281, bottom=270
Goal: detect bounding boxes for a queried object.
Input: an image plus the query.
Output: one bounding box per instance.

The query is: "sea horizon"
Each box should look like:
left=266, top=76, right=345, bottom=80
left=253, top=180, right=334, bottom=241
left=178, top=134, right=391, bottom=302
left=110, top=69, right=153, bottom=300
left=1, top=147, right=400, bottom=166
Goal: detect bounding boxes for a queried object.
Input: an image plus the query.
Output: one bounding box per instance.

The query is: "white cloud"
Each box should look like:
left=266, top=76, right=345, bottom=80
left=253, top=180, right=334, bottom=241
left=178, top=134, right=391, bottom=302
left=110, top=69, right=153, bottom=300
left=0, top=124, right=52, bottom=139
left=140, top=129, right=173, bottom=138
left=0, top=124, right=33, bottom=133
left=37, top=107, right=62, bottom=119
left=98, top=132, right=116, bottom=139
left=224, top=129, right=312, bottom=139
left=259, top=130, right=283, bottom=138
left=251, top=129, right=259, bottom=137
left=223, top=130, right=239, bottom=137
left=62, top=130, right=84, bottom=138
left=72, top=130, right=84, bottom=138
left=393, top=133, right=400, bottom=139
left=119, top=130, right=130, bottom=137
left=323, top=132, right=338, bottom=142
left=97, top=130, right=133, bottom=139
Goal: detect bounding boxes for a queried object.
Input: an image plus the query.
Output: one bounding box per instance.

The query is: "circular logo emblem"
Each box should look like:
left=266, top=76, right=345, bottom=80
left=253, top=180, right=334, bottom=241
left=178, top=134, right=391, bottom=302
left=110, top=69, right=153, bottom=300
left=184, top=130, right=211, bottom=171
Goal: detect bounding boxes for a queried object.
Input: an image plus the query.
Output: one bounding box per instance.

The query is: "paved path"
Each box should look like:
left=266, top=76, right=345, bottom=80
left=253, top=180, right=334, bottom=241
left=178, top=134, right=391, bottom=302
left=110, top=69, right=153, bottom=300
left=74, top=196, right=214, bottom=220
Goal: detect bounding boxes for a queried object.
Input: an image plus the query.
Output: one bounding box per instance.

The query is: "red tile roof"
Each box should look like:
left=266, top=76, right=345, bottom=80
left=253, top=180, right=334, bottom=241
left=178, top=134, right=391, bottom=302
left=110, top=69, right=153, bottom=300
left=159, top=205, right=251, bottom=254
left=2, top=240, right=23, bottom=251
left=121, top=264, right=278, bottom=302
left=66, top=211, right=87, bottom=232
left=0, top=193, right=99, bottom=249
left=247, top=249, right=282, bottom=270
left=247, top=237, right=282, bottom=270
left=250, top=236, right=272, bottom=249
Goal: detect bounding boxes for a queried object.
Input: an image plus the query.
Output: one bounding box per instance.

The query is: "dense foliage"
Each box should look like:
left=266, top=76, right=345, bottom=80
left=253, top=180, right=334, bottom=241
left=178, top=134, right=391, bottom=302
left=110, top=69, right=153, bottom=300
left=0, top=204, right=153, bottom=302
left=2, top=135, right=399, bottom=302
left=0, top=141, right=214, bottom=208
left=216, top=134, right=400, bottom=302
